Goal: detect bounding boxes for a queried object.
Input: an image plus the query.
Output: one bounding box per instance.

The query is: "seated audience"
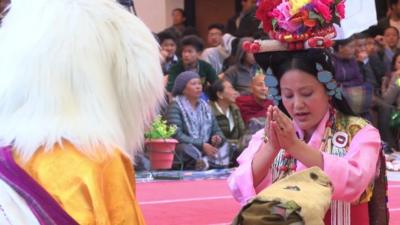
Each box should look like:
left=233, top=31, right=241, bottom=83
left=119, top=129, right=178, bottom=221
left=167, top=71, right=229, bottom=170
left=158, top=31, right=179, bottom=83
left=380, top=53, right=400, bottom=151
left=201, top=33, right=237, bottom=75
left=333, top=36, right=364, bottom=87
left=209, top=80, right=246, bottom=165
left=355, top=33, right=386, bottom=92
left=166, top=35, right=217, bottom=99
left=236, top=75, right=273, bottom=131
left=377, top=26, right=400, bottom=72
left=333, top=36, right=374, bottom=119
left=224, top=37, right=261, bottom=95
left=206, top=23, right=224, bottom=47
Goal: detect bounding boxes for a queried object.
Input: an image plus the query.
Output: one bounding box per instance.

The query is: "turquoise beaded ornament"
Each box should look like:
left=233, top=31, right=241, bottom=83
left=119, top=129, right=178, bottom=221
left=265, top=67, right=281, bottom=105
left=316, top=63, right=343, bottom=100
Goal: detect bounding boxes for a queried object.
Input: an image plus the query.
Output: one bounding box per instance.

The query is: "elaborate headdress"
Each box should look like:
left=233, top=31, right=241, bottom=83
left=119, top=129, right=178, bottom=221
left=244, top=0, right=346, bottom=104
left=0, top=0, right=165, bottom=161
left=244, top=0, right=345, bottom=52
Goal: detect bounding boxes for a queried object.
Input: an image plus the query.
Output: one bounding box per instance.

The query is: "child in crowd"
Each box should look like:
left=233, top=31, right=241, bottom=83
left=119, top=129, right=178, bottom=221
left=158, top=31, right=179, bottom=77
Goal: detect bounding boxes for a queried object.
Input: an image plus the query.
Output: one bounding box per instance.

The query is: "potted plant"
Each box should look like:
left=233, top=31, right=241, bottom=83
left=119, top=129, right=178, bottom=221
left=144, top=115, right=178, bottom=170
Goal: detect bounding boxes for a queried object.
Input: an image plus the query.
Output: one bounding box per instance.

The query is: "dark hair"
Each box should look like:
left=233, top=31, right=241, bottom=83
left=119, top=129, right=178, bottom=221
left=384, top=26, right=400, bottom=36
left=353, top=32, right=368, bottom=40
left=209, top=79, right=228, bottom=101
left=389, top=0, right=400, bottom=6
left=157, top=31, right=178, bottom=45
left=333, top=35, right=355, bottom=52
left=172, top=8, right=186, bottom=18
left=222, top=38, right=240, bottom=71
left=391, top=52, right=400, bottom=71
left=180, top=35, right=204, bottom=52
left=208, top=23, right=225, bottom=33
left=255, top=49, right=355, bottom=116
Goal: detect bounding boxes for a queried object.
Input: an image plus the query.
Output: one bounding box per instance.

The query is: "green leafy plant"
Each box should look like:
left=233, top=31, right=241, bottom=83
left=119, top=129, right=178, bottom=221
left=145, top=115, right=177, bottom=139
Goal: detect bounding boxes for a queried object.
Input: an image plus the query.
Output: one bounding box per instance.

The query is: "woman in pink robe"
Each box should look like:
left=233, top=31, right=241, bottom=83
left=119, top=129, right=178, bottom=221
left=228, top=49, right=385, bottom=225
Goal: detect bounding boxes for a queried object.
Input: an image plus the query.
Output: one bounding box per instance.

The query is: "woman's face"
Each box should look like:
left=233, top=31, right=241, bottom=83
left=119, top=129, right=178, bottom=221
left=280, top=69, right=330, bottom=134
left=218, top=81, right=239, bottom=104
left=183, top=78, right=202, bottom=100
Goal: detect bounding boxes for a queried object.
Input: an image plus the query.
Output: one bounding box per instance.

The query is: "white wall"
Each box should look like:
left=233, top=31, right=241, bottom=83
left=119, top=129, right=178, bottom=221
left=135, top=0, right=184, bottom=33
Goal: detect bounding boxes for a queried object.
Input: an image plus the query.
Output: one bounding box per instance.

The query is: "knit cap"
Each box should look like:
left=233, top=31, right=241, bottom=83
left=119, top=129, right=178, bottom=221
left=171, top=71, right=200, bottom=96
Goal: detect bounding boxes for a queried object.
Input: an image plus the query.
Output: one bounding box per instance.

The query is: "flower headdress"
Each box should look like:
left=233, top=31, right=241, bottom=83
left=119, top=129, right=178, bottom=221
left=244, top=0, right=345, bottom=52
left=245, top=0, right=346, bottom=103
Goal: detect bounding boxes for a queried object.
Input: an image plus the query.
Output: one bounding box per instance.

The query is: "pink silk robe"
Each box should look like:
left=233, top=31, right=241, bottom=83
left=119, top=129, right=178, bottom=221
left=228, top=112, right=381, bottom=225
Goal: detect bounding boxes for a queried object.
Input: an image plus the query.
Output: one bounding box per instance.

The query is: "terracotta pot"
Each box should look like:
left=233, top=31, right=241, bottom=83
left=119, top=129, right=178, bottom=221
left=145, top=138, right=178, bottom=170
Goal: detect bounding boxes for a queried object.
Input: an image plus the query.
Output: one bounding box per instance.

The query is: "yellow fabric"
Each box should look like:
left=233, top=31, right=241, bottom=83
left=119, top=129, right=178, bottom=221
left=256, top=167, right=332, bottom=225
left=14, top=142, right=146, bottom=225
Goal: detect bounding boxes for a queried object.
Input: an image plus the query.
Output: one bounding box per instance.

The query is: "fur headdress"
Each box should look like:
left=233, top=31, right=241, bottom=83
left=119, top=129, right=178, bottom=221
left=0, top=0, right=165, bottom=162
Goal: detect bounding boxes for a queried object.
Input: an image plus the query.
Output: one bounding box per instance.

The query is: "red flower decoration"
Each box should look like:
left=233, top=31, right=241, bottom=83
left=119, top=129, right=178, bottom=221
left=255, top=0, right=283, bottom=32
left=312, top=0, right=332, bottom=22
left=321, top=0, right=333, bottom=5
left=336, top=1, right=345, bottom=19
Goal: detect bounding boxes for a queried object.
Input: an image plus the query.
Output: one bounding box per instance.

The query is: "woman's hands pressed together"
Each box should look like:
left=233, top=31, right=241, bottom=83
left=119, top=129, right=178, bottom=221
left=266, top=105, right=300, bottom=152
left=265, top=105, right=324, bottom=168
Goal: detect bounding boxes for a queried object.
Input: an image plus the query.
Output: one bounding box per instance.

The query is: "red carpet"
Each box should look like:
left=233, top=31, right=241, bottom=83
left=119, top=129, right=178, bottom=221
left=390, top=181, right=400, bottom=225
left=137, top=179, right=400, bottom=225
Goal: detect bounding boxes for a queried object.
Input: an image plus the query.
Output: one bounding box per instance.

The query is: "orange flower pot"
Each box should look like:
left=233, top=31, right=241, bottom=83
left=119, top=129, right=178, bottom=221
left=145, top=139, right=178, bottom=170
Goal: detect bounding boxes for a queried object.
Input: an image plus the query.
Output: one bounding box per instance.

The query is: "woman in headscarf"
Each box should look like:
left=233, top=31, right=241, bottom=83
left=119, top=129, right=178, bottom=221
left=167, top=71, right=229, bottom=170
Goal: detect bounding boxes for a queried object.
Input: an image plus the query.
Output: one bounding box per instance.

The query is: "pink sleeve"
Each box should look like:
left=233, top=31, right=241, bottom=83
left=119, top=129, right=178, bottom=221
left=322, top=124, right=380, bottom=202
left=227, top=130, right=273, bottom=205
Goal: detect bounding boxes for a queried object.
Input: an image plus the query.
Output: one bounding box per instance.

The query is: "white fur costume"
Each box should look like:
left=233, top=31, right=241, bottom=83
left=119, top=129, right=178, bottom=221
left=0, top=0, right=164, bottom=224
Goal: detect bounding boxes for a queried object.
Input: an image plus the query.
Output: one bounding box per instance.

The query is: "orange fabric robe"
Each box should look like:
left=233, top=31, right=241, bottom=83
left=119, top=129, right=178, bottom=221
left=15, top=142, right=146, bottom=225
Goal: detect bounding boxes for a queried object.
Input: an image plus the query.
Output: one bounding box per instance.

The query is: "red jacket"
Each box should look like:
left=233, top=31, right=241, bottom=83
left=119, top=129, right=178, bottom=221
left=235, top=95, right=273, bottom=124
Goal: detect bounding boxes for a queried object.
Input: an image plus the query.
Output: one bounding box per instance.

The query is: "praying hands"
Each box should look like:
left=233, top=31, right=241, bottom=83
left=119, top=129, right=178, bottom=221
left=265, top=105, right=300, bottom=152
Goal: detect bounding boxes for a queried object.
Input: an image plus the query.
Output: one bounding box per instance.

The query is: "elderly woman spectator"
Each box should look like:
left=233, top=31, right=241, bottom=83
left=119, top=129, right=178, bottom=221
left=209, top=79, right=247, bottom=165
left=167, top=71, right=228, bottom=170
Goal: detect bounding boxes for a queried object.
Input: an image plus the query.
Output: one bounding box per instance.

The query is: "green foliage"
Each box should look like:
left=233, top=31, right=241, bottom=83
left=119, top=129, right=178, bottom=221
left=145, top=115, right=177, bottom=139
